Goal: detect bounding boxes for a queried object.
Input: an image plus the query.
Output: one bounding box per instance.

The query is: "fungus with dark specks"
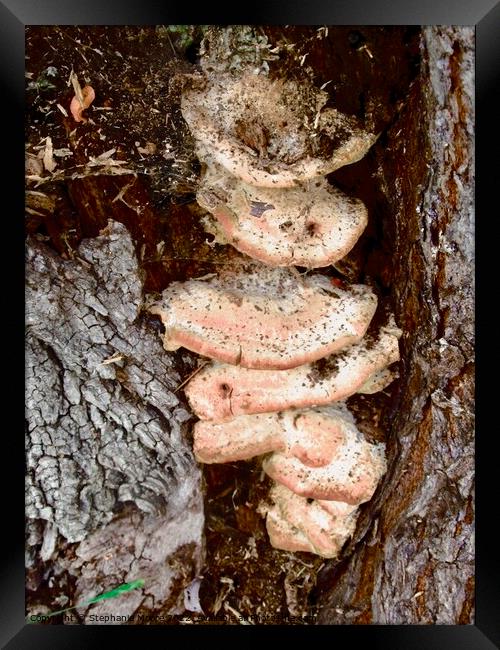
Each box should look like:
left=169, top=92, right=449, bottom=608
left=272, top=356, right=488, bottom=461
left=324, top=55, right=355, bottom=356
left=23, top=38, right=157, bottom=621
left=185, top=323, right=400, bottom=421
left=357, top=367, right=398, bottom=394
left=155, top=60, right=401, bottom=559
left=181, top=71, right=377, bottom=188
left=149, top=265, right=377, bottom=370
left=193, top=407, right=353, bottom=467
left=262, top=406, right=387, bottom=504
left=197, top=161, right=369, bottom=268
left=265, top=484, right=359, bottom=558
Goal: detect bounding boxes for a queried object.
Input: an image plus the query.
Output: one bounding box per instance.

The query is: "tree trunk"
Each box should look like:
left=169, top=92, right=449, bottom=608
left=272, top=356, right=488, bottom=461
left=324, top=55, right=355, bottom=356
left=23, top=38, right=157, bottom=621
left=26, top=221, right=204, bottom=622
left=316, top=26, right=474, bottom=625
left=25, top=25, right=474, bottom=624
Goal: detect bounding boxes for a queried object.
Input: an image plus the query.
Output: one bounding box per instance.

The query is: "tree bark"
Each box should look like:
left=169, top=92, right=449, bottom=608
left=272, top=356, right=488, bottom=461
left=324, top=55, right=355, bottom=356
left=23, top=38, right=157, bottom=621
left=317, top=26, right=474, bottom=625
left=26, top=221, right=204, bottom=622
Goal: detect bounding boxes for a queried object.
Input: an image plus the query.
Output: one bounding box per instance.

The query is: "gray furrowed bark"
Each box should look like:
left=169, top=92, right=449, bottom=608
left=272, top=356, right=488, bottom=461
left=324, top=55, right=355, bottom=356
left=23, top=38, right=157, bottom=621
left=26, top=221, right=204, bottom=620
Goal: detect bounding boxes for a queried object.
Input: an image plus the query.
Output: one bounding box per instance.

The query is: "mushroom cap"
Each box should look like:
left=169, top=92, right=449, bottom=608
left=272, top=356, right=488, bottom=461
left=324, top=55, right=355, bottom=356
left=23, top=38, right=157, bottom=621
left=265, top=483, right=359, bottom=558
left=185, top=323, right=400, bottom=421
left=150, top=266, right=377, bottom=370
left=197, top=162, right=368, bottom=268
left=181, top=71, right=377, bottom=188
left=193, top=406, right=352, bottom=467
left=262, top=407, right=387, bottom=504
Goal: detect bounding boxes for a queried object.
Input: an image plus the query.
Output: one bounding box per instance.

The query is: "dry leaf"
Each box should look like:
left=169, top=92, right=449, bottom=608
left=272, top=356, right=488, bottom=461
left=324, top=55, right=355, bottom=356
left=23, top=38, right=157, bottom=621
left=42, top=137, right=57, bottom=173
left=136, top=142, right=157, bottom=155
left=25, top=154, right=44, bottom=177
left=56, top=103, right=68, bottom=117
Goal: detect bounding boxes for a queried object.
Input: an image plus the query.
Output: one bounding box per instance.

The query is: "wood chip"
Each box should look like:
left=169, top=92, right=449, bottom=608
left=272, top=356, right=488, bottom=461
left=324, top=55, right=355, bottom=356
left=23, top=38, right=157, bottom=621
left=42, top=137, right=57, bottom=173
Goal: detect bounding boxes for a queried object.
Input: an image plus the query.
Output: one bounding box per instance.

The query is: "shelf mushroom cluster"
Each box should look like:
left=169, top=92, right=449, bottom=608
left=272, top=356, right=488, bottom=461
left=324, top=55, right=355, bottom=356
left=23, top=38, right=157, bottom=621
left=150, top=70, right=400, bottom=557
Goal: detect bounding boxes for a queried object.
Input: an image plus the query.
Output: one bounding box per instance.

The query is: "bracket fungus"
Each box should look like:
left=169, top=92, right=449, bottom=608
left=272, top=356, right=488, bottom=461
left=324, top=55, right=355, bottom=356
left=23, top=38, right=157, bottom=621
left=194, top=406, right=358, bottom=467
left=357, top=367, right=398, bottom=394
left=197, top=162, right=368, bottom=268
left=181, top=71, right=377, bottom=188
left=185, top=323, right=401, bottom=421
left=150, top=63, right=401, bottom=559
left=265, top=484, right=359, bottom=558
left=149, top=266, right=377, bottom=370
left=263, top=429, right=387, bottom=505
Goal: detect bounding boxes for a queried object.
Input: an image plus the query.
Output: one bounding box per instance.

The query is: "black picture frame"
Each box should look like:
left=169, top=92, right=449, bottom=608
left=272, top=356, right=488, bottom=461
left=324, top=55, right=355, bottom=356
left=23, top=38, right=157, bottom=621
left=7, top=0, right=496, bottom=646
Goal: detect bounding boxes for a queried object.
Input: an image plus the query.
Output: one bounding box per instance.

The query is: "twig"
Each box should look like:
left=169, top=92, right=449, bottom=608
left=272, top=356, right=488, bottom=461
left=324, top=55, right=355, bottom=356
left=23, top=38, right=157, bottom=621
left=174, top=361, right=209, bottom=393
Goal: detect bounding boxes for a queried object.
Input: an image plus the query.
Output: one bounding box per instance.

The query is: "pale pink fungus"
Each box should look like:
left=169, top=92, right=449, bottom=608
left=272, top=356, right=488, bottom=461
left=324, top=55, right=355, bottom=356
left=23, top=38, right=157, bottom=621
left=70, top=85, right=95, bottom=123
left=181, top=71, right=377, bottom=188
left=197, top=162, right=368, bottom=268
left=193, top=407, right=351, bottom=467
left=357, top=367, right=398, bottom=394
left=149, top=265, right=377, bottom=370
left=167, top=63, right=397, bottom=558
left=262, top=407, right=387, bottom=504
left=185, top=323, right=400, bottom=421
left=265, top=509, right=314, bottom=554
left=265, top=484, right=359, bottom=558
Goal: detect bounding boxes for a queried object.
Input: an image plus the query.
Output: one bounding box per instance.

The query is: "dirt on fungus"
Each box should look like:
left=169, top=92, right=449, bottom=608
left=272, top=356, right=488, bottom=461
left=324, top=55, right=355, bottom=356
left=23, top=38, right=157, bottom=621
left=25, top=25, right=419, bottom=624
